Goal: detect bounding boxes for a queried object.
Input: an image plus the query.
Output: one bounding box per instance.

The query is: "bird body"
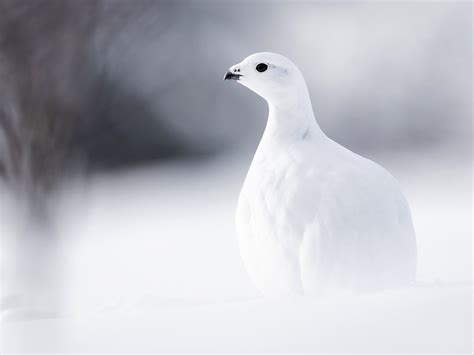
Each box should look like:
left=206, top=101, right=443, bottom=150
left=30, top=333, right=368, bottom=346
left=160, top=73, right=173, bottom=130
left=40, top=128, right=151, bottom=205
left=225, top=53, right=416, bottom=296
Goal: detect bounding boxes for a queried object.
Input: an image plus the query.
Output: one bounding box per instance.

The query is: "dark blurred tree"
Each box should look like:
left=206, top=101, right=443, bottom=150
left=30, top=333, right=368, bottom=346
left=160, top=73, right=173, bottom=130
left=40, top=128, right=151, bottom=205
left=0, top=0, right=196, bottom=219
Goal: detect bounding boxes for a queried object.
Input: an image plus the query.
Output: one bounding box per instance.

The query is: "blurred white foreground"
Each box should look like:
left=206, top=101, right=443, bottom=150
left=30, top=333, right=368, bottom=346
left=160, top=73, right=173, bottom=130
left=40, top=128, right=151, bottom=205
left=0, top=147, right=472, bottom=352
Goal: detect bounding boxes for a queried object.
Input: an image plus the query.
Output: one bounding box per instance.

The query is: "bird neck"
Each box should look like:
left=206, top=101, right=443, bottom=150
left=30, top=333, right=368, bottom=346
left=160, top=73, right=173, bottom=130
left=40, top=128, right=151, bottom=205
left=263, top=89, right=326, bottom=144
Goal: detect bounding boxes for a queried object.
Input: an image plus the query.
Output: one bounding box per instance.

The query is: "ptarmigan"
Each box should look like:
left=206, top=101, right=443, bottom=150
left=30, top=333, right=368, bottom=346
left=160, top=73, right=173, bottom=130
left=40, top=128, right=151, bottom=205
left=224, top=52, right=417, bottom=296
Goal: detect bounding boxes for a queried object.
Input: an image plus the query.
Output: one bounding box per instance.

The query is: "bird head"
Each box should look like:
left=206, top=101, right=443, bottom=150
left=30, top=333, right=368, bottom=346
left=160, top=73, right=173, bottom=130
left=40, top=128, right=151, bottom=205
left=223, top=52, right=307, bottom=109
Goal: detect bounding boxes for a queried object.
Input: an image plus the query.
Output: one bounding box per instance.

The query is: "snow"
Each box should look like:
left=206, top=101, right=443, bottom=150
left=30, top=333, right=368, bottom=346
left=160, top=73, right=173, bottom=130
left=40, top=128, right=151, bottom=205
left=0, top=149, right=472, bottom=352
left=2, top=285, right=471, bottom=353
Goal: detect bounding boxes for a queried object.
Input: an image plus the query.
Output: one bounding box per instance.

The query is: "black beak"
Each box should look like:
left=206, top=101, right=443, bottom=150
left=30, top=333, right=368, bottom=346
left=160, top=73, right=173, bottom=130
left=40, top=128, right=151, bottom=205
left=223, top=71, right=242, bottom=81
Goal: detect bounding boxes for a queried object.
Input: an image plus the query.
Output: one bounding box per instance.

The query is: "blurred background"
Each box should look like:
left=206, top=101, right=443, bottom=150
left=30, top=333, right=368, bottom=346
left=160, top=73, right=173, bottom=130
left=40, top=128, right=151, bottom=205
left=0, top=0, right=471, bottom=352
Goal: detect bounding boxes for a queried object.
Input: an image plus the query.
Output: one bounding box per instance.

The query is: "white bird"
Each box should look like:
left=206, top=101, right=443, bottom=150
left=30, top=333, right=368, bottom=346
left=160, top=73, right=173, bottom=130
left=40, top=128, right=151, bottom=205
left=224, top=52, right=417, bottom=296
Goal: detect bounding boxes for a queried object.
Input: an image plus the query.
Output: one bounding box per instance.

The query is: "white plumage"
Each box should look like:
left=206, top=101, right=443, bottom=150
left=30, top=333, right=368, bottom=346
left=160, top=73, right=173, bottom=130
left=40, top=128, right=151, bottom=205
left=224, top=52, right=417, bottom=296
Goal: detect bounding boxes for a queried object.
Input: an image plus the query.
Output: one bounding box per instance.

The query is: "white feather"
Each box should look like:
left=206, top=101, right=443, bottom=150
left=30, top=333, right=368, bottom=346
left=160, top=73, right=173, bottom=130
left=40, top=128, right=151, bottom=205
left=228, top=52, right=416, bottom=296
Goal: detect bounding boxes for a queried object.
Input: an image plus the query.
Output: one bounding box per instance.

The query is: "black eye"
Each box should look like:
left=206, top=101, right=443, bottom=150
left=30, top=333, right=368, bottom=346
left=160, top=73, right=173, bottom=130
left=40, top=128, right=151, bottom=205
left=256, top=63, right=268, bottom=73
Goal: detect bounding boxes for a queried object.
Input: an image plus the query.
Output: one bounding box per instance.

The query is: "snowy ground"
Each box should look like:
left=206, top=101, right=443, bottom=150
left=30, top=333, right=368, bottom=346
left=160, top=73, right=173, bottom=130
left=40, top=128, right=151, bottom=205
left=0, top=148, right=472, bottom=353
